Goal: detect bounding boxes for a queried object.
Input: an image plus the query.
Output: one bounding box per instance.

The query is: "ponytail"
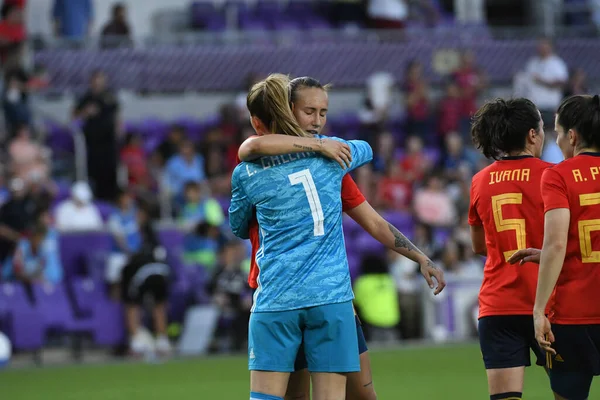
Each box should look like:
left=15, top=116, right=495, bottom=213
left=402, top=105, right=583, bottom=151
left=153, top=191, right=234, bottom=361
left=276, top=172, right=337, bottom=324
left=247, top=74, right=312, bottom=138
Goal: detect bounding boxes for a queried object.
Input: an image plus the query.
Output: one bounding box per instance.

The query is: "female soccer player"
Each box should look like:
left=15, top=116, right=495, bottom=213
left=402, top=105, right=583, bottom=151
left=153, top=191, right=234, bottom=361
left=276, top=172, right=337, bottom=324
left=513, top=95, right=600, bottom=400
left=237, top=76, right=446, bottom=400
left=229, top=73, right=373, bottom=400
left=468, top=98, right=551, bottom=400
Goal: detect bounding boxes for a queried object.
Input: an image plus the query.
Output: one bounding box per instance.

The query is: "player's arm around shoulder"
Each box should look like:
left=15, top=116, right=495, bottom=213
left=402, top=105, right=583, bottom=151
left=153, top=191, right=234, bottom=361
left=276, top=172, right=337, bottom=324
left=228, top=164, right=254, bottom=240
left=328, top=137, right=373, bottom=171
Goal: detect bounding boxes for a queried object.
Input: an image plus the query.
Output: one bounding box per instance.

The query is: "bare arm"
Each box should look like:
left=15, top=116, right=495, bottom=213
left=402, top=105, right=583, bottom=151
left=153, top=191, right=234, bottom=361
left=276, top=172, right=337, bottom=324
left=238, top=135, right=352, bottom=168
left=470, top=225, right=487, bottom=256
left=239, top=135, right=325, bottom=160
left=345, top=202, right=446, bottom=294
left=0, top=225, right=20, bottom=242
left=533, top=208, right=570, bottom=316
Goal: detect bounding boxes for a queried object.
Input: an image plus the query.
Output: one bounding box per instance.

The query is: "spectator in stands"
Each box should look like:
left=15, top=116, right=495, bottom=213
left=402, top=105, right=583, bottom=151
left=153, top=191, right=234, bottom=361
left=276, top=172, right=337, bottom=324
left=452, top=51, right=486, bottom=137
left=353, top=254, right=400, bottom=343
left=0, top=178, right=34, bottom=262
left=180, top=181, right=224, bottom=230
left=234, top=73, right=261, bottom=120
left=453, top=0, right=486, bottom=24
left=0, top=2, right=25, bottom=66
left=331, top=0, right=366, bottom=29
left=376, top=162, right=412, bottom=210
left=100, top=2, right=131, bottom=49
left=408, top=0, right=440, bottom=27
left=180, top=182, right=223, bottom=269
left=441, top=132, right=477, bottom=180
left=359, top=71, right=396, bottom=136
left=120, top=133, right=151, bottom=192
left=400, top=135, right=430, bottom=182
left=54, top=181, right=103, bottom=231
left=3, top=67, right=31, bottom=136
left=403, top=60, right=431, bottom=138
left=563, top=67, right=588, bottom=98
left=437, top=80, right=462, bottom=139
left=389, top=247, right=423, bottom=339
left=74, top=70, right=120, bottom=201
left=436, top=239, right=483, bottom=279
left=156, top=124, right=186, bottom=166
left=413, top=172, right=457, bottom=227
left=371, top=131, right=395, bottom=174
left=165, top=139, right=206, bottom=202
left=202, top=104, right=241, bottom=178
left=106, top=190, right=141, bottom=296
left=0, top=171, right=8, bottom=207
left=368, top=0, right=408, bottom=29
left=207, top=240, right=251, bottom=352
left=52, top=0, right=93, bottom=40
left=8, top=125, right=50, bottom=185
left=522, top=38, right=568, bottom=126
left=121, top=206, right=171, bottom=357
left=2, top=222, right=63, bottom=285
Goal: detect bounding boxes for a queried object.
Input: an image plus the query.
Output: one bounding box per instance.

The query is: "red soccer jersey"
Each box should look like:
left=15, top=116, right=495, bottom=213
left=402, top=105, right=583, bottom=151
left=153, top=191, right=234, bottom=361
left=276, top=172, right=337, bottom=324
left=235, top=141, right=366, bottom=288
left=541, top=153, right=600, bottom=325
left=469, top=156, right=552, bottom=318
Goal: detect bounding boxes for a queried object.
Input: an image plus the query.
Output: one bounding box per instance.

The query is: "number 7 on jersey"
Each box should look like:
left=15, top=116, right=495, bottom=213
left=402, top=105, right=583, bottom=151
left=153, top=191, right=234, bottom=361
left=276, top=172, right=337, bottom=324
left=289, top=169, right=325, bottom=236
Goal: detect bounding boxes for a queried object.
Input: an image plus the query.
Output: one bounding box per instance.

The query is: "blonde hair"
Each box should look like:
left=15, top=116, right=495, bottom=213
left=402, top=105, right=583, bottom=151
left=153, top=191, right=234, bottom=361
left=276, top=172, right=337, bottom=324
left=247, top=73, right=312, bottom=138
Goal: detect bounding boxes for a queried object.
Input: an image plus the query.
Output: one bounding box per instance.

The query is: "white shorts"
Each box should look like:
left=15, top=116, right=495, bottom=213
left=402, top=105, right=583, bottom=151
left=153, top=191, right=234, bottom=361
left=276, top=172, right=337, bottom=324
left=105, top=253, right=128, bottom=283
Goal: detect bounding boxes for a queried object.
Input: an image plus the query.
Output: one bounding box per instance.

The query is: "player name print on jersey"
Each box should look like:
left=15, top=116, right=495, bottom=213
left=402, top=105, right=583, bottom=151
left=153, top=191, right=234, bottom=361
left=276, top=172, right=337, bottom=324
left=245, top=152, right=317, bottom=177
left=571, top=166, right=600, bottom=183
left=488, top=168, right=530, bottom=185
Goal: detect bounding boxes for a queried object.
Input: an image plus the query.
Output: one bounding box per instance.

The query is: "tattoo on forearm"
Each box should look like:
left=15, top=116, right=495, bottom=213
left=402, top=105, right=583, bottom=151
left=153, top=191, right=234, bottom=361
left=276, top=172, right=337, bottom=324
left=293, top=143, right=314, bottom=151
left=426, top=259, right=438, bottom=270
left=388, top=223, right=422, bottom=254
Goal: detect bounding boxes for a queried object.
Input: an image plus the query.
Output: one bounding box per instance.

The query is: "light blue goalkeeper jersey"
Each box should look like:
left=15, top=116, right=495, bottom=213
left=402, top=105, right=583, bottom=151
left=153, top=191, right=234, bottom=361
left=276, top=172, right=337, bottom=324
left=229, top=137, right=373, bottom=312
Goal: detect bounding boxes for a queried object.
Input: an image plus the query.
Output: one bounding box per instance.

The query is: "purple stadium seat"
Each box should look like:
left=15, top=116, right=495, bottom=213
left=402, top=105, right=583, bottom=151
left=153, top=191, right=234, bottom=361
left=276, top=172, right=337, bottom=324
left=255, top=0, right=284, bottom=16
left=355, top=232, right=385, bottom=254
left=0, top=283, right=44, bottom=350
left=433, top=227, right=452, bottom=247
left=59, top=232, right=112, bottom=280
left=383, top=211, right=414, bottom=232
left=270, top=18, right=303, bottom=31
left=70, top=278, right=125, bottom=345
left=158, top=228, right=185, bottom=254
left=423, top=147, right=442, bottom=165
left=95, top=201, right=115, bottom=222
left=286, top=0, right=314, bottom=16
left=32, top=283, right=94, bottom=336
left=342, top=215, right=362, bottom=238
left=303, top=18, right=332, bottom=30
left=239, top=17, right=269, bottom=31
left=347, top=254, right=360, bottom=281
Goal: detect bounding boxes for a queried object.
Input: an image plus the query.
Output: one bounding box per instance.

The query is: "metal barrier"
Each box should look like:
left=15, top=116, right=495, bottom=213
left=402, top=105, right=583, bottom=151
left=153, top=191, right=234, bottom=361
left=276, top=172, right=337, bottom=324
left=33, top=106, right=88, bottom=182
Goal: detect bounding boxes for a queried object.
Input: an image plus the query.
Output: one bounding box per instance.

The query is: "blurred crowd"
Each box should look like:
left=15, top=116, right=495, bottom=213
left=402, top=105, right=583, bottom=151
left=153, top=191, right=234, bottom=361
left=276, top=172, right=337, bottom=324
left=0, top=0, right=598, bottom=355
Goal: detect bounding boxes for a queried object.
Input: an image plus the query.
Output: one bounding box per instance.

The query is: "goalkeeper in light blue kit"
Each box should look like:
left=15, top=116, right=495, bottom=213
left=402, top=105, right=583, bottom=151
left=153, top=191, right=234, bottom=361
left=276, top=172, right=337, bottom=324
left=229, top=73, right=373, bottom=400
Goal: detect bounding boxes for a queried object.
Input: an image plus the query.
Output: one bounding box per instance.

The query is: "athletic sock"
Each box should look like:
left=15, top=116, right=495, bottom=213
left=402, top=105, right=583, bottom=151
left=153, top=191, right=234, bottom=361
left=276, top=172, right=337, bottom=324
left=250, top=391, right=284, bottom=400
left=490, top=392, right=522, bottom=400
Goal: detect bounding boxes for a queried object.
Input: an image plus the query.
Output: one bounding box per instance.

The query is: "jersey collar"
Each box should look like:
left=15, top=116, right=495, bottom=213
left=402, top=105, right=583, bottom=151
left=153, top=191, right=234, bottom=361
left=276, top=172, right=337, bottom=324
left=501, top=155, right=534, bottom=160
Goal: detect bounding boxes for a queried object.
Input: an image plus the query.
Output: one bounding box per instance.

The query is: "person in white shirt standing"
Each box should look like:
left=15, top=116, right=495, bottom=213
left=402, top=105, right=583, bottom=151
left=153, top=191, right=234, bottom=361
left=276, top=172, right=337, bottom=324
left=523, top=39, right=569, bottom=126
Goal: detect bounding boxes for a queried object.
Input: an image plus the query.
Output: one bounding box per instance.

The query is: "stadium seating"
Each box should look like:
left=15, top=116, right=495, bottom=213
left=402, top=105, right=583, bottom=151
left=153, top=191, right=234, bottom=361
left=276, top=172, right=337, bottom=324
left=0, top=283, right=44, bottom=351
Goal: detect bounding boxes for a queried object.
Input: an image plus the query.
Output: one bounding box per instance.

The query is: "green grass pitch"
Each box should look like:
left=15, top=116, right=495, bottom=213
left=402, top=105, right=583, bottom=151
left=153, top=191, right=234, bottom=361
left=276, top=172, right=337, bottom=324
left=0, top=344, right=570, bottom=399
